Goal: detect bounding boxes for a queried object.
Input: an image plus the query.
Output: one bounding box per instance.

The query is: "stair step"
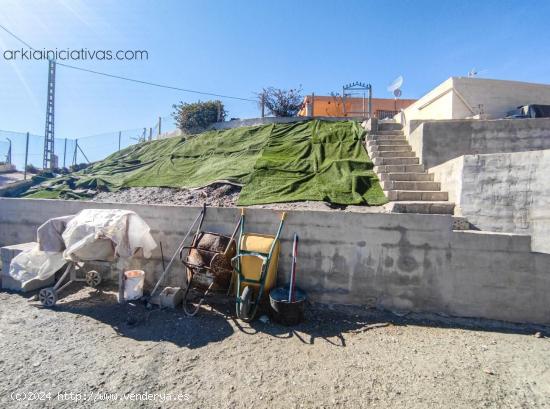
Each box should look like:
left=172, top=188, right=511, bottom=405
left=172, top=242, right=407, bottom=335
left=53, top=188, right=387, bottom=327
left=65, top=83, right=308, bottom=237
left=374, top=164, right=425, bottom=173
left=384, top=190, right=449, bottom=201
left=379, top=172, right=434, bottom=182
left=373, top=157, right=419, bottom=166
left=388, top=201, right=455, bottom=215
left=373, top=130, right=403, bottom=135
left=366, top=139, right=407, bottom=147
left=378, top=122, right=403, bottom=131
left=382, top=181, right=441, bottom=191
left=372, top=150, right=416, bottom=158
left=367, top=134, right=407, bottom=142
left=369, top=144, right=412, bottom=152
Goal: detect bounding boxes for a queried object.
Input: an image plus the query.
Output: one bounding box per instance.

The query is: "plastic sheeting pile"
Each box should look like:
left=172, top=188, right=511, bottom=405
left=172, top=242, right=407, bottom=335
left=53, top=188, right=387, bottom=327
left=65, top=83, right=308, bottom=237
left=9, top=209, right=156, bottom=286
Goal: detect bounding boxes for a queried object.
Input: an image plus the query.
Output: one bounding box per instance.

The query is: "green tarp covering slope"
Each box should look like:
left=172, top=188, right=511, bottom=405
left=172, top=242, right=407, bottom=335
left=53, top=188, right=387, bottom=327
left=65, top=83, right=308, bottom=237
left=24, top=119, right=387, bottom=206
left=239, top=120, right=385, bottom=205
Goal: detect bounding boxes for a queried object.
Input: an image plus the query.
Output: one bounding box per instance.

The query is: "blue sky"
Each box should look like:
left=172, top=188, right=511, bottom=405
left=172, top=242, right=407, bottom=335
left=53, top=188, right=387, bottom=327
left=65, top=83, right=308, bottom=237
left=1, top=0, right=550, bottom=140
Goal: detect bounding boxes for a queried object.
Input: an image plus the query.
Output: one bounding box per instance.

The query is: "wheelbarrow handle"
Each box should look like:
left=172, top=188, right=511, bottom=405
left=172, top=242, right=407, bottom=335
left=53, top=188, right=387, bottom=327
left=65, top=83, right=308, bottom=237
left=231, top=253, right=268, bottom=268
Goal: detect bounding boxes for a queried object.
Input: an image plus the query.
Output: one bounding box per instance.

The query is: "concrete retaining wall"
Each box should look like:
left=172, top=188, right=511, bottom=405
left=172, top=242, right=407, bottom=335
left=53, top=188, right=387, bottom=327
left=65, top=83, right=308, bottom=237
left=1, top=198, right=549, bottom=325
left=0, top=164, right=16, bottom=173
left=408, top=118, right=550, bottom=168
left=431, top=150, right=550, bottom=254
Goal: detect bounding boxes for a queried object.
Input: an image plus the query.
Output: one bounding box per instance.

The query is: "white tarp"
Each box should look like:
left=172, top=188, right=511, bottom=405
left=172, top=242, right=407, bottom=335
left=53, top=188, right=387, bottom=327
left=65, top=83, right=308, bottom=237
left=9, top=209, right=157, bottom=285
left=8, top=245, right=67, bottom=285
left=37, top=215, right=74, bottom=252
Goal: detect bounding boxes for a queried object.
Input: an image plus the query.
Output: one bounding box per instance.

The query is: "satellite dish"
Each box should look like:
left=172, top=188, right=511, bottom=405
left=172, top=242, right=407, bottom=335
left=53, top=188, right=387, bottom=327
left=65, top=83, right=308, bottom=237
left=387, top=75, right=404, bottom=93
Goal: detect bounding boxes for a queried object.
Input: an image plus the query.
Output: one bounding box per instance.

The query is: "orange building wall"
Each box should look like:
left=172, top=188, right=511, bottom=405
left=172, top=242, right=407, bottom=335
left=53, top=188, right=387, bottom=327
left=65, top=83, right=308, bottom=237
left=298, top=95, right=417, bottom=118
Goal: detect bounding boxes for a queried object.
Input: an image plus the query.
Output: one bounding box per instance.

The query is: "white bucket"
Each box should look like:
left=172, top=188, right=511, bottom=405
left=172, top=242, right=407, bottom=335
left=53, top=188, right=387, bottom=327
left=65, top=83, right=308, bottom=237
left=124, top=270, right=145, bottom=300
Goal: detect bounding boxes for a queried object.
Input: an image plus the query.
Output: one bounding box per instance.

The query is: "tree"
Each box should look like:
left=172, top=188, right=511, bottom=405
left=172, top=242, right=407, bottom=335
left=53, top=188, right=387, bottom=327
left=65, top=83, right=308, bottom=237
left=258, top=87, right=304, bottom=117
left=172, top=100, right=226, bottom=134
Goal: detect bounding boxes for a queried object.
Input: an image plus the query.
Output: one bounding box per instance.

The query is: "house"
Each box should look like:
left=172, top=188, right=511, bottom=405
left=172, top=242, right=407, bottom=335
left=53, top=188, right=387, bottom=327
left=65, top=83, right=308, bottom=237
left=298, top=94, right=416, bottom=119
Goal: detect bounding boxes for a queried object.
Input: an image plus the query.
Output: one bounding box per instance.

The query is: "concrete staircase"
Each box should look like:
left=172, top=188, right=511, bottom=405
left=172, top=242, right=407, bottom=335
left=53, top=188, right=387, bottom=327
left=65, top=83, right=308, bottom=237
left=365, top=122, right=455, bottom=215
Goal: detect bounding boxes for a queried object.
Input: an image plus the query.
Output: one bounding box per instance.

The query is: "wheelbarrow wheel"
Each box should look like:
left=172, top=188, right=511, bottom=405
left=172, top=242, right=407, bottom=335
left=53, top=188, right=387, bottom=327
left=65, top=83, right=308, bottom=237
left=237, top=286, right=253, bottom=321
left=85, top=270, right=102, bottom=288
left=39, top=287, right=57, bottom=307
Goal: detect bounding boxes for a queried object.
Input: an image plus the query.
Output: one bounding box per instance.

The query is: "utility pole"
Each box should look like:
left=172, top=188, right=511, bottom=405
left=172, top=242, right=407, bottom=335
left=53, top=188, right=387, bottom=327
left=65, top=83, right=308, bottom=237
left=118, top=131, right=121, bottom=151
left=158, top=117, right=162, bottom=136
left=43, top=59, right=56, bottom=169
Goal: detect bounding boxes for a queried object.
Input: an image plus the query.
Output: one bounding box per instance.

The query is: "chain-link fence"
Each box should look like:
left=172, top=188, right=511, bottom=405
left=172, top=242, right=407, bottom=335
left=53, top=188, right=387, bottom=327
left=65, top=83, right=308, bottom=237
left=0, top=139, right=9, bottom=164
left=0, top=114, right=176, bottom=172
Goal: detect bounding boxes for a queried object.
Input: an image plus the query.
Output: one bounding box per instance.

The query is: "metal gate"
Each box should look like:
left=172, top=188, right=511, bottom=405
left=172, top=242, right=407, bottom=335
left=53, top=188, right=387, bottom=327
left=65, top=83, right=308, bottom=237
left=342, top=82, right=372, bottom=118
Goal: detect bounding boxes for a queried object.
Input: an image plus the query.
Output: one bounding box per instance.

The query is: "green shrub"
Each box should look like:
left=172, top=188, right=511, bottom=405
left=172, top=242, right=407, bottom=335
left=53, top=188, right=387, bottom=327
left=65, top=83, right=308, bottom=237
left=257, top=87, right=304, bottom=117
left=172, top=100, right=226, bottom=134
left=69, top=163, right=91, bottom=173
left=52, top=167, right=70, bottom=175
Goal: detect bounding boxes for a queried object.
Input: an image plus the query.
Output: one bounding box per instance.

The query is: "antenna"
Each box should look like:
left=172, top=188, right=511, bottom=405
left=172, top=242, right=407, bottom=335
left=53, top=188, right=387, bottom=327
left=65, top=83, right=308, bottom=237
left=387, top=75, right=404, bottom=98
left=468, top=68, right=487, bottom=78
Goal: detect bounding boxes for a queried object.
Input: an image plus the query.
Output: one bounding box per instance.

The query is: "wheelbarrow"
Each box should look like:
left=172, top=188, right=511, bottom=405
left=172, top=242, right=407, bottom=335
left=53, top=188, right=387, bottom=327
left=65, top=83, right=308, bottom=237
left=232, top=209, right=286, bottom=322
left=179, top=205, right=240, bottom=316
left=38, top=261, right=104, bottom=307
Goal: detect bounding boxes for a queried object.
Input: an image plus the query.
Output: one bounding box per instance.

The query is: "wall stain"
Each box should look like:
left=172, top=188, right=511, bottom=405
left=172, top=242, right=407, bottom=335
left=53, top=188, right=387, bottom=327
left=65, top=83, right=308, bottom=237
left=380, top=225, right=419, bottom=273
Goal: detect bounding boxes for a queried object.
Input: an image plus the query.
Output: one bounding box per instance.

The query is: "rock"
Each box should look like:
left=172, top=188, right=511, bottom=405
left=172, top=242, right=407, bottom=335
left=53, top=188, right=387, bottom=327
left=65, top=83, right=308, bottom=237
left=534, top=332, right=543, bottom=338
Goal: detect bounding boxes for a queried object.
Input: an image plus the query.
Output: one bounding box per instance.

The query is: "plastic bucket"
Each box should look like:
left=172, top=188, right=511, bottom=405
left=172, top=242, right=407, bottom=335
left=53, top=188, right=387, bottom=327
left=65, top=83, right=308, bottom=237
left=269, top=287, right=306, bottom=326
left=124, top=270, right=145, bottom=300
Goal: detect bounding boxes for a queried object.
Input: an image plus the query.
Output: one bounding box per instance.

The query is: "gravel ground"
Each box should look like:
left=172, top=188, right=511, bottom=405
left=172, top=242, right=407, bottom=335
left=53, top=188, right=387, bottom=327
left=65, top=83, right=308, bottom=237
left=91, top=184, right=390, bottom=213
left=92, top=184, right=241, bottom=207
left=1, top=287, right=549, bottom=408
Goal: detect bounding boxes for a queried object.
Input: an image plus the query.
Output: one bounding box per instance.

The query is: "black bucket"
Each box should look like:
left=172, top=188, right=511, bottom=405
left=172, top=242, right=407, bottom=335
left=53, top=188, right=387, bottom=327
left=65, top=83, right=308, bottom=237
left=269, top=287, right=306, bottom=326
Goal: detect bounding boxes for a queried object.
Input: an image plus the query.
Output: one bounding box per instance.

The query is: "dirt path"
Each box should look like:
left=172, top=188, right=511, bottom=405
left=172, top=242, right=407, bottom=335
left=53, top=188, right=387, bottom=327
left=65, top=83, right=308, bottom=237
left=0, top=287, right=549, bottom=408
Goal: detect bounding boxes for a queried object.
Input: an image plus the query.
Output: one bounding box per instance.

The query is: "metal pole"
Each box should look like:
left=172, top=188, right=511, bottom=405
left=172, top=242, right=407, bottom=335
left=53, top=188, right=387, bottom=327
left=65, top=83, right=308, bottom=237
left=77, top=142, right=90, bottom=163
left=158, top=116, right=162, bottom=136
left=63, top=138, right=67, bottom=168
left=118, top=131, right=121, bottom=151
left=24, top=133, right=29, bottom=179
left=5, top=138, right=11, bottom=165
left=261, top=94, right=265, bottom=118
left=342, top=86, right=345, bottom=116
left=73, top=139, right=78, bottom=166
left=43, top=60, right=56, bottom=169
left=149, top=127, right=152, bottom=141
left=368, top=85, right=372, bottom=119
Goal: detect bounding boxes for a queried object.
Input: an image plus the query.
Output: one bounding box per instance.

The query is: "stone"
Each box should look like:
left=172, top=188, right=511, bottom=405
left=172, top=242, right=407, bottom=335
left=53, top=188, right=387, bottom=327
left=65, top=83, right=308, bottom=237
left=1, top=242, right=56, bottom=292
left=160, top=287, right=183, bottom=309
